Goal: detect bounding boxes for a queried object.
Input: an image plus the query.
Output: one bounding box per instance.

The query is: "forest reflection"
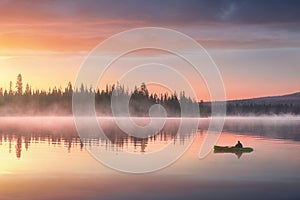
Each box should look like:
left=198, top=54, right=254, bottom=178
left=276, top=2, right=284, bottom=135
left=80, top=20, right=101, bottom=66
left=1, top=117, right=299, bottom=159
left=0, top=132, right=84, bottom=159
left=0, top=118, right=198, bottom=159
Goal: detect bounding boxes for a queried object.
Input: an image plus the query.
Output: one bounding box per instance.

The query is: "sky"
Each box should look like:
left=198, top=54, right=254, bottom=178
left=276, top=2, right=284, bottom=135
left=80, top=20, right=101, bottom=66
left=0, top=0, right=300, bottom=101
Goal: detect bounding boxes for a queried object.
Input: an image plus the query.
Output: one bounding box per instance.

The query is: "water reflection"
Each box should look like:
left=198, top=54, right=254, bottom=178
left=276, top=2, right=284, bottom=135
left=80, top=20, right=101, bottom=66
left=0, top=117, right=300, bottom=200
left=198, top=117, right=300, bottom=141
left=0, top=117, right=197, bottom=159
left=0, top=117, right=299, bottom=159
left=0, top=133, right=84, bottom=159
left=213, top=149, right=247, bottom=159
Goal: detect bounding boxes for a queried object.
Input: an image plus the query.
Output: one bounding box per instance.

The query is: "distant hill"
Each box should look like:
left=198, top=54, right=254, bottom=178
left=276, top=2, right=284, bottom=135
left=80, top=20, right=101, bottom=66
left=227, top=92, right=300, bottom=106
left=200, top=92, right=300, bottom=116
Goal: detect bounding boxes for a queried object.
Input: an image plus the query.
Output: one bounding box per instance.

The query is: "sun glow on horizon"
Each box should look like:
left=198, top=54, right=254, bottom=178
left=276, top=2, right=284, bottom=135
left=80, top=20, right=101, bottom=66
left=0, top=1, right=299, bottom=101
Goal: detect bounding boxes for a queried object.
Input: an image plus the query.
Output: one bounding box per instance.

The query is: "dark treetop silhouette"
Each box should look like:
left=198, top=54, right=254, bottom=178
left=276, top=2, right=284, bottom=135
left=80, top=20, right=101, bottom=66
left=0, top=74, right=199, bottom=117
left=0, top=74, right=299, bottom=116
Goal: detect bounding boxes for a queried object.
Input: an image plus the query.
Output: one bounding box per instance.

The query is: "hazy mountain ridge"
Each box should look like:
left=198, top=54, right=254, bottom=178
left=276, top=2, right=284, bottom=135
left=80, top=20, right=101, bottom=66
left=200, top=92, right=300, bottom=116
left=226, top=92, right=300, bottom=106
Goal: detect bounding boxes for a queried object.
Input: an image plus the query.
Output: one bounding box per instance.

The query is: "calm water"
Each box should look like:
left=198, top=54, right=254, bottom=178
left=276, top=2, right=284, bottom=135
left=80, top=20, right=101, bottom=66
left=0, top=117, right=299, bottom=200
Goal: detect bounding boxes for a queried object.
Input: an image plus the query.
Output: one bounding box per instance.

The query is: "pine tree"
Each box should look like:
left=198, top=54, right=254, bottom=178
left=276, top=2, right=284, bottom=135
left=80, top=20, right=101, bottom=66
left=16, top=74, right=23, bottom=95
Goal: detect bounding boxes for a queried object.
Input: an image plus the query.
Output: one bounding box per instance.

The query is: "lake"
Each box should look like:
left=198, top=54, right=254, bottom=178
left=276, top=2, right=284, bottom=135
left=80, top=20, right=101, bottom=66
left=0, top=117, right=299, bottom=200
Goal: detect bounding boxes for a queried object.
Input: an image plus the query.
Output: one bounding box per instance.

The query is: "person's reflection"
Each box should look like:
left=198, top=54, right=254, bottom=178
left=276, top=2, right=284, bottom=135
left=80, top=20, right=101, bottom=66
left=235, top=152, right=243, bottom=159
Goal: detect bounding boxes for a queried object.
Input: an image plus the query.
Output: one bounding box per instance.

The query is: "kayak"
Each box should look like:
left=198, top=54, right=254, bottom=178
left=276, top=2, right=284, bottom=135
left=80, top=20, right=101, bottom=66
left=214, top=145, right=254, bottom=153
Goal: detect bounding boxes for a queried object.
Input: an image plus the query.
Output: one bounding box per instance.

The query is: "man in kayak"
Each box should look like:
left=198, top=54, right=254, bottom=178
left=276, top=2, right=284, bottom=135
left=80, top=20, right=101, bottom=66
left=235, top=141, right=243, bottom=148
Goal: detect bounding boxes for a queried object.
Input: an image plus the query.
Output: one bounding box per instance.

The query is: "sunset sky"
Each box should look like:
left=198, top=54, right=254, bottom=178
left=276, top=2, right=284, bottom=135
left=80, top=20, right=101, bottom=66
left=0, top=0, right=299, bottom=101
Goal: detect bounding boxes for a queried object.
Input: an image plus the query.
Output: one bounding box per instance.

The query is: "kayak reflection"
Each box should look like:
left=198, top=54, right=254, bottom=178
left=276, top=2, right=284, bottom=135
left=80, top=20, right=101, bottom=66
left=213, top=145, right=254, bottom=159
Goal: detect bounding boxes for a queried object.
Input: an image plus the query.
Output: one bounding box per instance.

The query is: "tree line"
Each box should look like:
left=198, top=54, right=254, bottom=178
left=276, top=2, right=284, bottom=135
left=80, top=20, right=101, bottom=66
left=225, top=102, right=300, bottom=115
left=0, top=74, right=198, bottom=116
left=200, top=101, right=300, bottom=116
left=0, top=74, right=299, bottom=116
